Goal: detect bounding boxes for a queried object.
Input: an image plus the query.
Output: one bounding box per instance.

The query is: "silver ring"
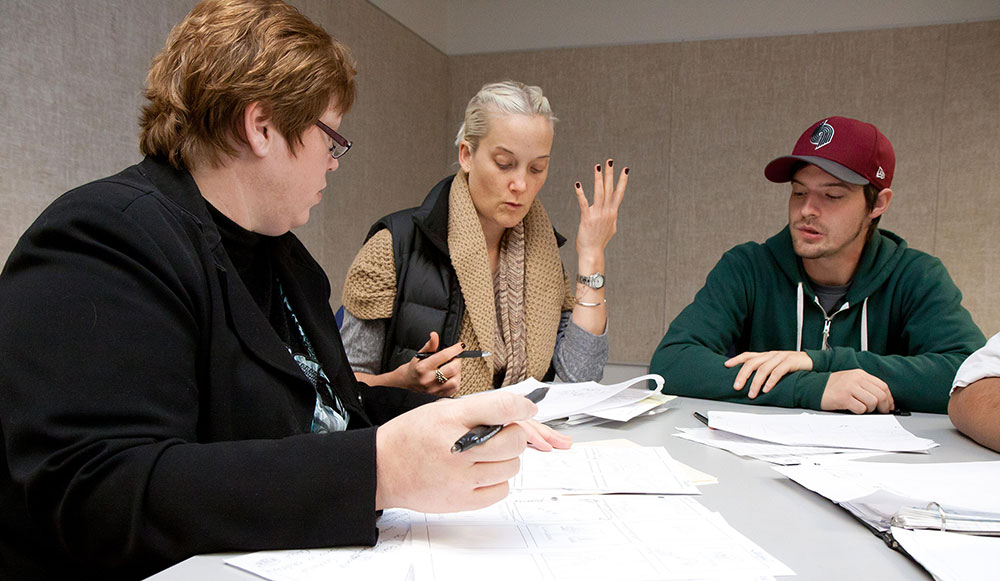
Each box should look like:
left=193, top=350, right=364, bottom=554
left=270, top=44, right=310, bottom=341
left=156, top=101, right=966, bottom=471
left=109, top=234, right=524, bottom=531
left=434, top=369, right=449, bottom=384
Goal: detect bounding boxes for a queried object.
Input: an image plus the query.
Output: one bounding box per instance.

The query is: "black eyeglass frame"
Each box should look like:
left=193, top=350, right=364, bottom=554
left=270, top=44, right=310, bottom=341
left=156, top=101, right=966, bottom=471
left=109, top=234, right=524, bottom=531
left=316, top=120, right=352, bottom=159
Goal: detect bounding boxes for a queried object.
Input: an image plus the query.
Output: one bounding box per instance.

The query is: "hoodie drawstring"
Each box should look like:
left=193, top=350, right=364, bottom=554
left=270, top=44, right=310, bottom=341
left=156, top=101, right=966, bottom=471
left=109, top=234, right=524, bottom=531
left=860, top=297, right=869, bottom=352
left=796, top=282, right=804, bottom=352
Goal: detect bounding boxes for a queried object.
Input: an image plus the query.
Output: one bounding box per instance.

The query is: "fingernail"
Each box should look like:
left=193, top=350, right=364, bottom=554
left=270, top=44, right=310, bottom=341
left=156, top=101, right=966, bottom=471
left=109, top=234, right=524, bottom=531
left=461, top=342, right=466, bottom=348
left=596, top=165, right=601, bottom=172
left=575, top=181, right=581, bottom=188
left=624, top=167, right=629, bottom=175
left=607, top=160, right=613, bottom=168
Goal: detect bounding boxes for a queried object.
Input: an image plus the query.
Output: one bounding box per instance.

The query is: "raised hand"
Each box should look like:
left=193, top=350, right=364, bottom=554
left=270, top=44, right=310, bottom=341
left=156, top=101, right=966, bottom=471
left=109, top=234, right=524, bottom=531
left=574, top=159, right=628, bottom=259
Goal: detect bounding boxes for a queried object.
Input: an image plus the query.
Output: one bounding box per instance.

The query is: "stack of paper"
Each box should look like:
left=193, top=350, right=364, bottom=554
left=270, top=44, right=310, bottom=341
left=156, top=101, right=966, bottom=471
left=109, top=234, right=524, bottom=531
left=774, top=461, right=1000, bottom=533
left=774, top=461, right=1000, bottom=581
left=408, top=495, right=794, bottom=581
left=405, top=444, right=789, bottom=580
left=562, top=389, right=674, bottom=426
left=498, top=374, right=672, bottom=424
left=675, top=411, right=936, bottom=464
left=705, top=411, right=938, bottom=451
left=226, top=444, right=795, bottom=580
left=890, top=504, right=1000, bottom=535
left=674, top=426, right=886, bottom=465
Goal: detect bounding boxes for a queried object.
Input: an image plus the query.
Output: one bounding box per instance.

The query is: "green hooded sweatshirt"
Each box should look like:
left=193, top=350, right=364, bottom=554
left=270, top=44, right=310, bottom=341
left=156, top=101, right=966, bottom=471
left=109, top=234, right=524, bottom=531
left=650, top=227, right=985, bottom=413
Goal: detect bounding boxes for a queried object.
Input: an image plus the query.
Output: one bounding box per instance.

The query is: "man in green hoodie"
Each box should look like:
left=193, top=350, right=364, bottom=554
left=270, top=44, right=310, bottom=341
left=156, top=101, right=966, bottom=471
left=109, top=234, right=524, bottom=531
left=650, top=116, right=984, bottom=414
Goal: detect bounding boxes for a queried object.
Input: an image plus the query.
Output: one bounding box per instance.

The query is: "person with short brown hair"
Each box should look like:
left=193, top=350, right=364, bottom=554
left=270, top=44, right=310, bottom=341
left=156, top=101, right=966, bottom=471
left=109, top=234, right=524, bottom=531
left=0, top=1, right=557, bottom=578
left=139, top=0, right=357, bottom=170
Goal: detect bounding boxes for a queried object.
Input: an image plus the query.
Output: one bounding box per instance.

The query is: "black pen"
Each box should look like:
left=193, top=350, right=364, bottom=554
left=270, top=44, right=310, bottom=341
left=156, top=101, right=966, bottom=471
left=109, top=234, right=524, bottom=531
left=451, top=387, right=549, bottom=454
left=415, top=350, right=492, bottom=360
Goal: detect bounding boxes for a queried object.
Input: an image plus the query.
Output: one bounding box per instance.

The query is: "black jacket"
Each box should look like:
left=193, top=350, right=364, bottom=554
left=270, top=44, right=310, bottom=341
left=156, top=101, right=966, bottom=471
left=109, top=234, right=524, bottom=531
left=0, top=157, right=435, bottom=579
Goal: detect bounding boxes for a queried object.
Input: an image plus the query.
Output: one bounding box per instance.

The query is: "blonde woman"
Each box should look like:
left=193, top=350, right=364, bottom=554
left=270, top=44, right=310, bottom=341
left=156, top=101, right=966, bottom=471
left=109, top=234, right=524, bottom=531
left=342, top=80, right=628, bottom=397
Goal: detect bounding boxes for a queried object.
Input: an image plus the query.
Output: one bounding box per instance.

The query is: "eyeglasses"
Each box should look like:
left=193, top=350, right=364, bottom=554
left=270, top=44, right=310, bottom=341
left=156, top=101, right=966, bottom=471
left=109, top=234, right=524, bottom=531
left=315, top=120, right=352, bottom=159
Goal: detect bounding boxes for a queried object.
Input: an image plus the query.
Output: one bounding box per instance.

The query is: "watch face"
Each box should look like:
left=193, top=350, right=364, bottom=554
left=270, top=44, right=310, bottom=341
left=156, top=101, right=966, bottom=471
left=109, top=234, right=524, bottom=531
left=580, top=273, right=604, bottom=288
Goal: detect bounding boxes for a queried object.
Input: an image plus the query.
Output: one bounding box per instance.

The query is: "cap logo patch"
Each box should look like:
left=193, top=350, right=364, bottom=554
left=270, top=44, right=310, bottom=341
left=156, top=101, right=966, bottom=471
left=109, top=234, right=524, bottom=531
left=876, top=167, right=885, bottom=180
left=810, top=119, right=835, bottom=150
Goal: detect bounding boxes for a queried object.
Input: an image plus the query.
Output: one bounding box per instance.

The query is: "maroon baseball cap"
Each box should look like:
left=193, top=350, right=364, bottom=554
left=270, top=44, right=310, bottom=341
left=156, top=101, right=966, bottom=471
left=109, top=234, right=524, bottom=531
left=764, top=116, right=895, bottom=190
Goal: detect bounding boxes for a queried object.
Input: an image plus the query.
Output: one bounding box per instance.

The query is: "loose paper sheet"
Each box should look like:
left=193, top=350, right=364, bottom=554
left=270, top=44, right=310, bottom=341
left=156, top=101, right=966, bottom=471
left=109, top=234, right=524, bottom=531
left=498, top=374, right=664, bottom=423
left=891, top=527, right=1000, bottom=581
left=775, top=461, right=1000, bottom=513
left=674, top=427, right=889, bottom=465
left=583, top=391, right=675, bottom=422
left=706, top=411, right=937, bottom=452
left=513, top=446, right=700, bottom=495
left=577, top=438, right=718, bottom=485
left=225, top=510, right=412, bottom=580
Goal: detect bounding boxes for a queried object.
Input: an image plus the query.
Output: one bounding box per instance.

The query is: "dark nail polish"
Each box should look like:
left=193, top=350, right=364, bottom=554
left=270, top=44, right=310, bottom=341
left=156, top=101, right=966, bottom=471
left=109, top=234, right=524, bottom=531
left=461, top=342, right=466, bottom=348
left=575, top=181, right=581, bottom=188
left=624, top=167, right=629, bottom=175
left=596, top=165, right=601, bottom=172
left=607, top=160, right=613, bottom=168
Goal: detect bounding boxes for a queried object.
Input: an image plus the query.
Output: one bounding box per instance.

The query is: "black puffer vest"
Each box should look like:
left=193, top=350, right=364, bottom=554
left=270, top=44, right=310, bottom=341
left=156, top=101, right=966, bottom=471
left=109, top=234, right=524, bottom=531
left=366, top=176, right=463, bottom=373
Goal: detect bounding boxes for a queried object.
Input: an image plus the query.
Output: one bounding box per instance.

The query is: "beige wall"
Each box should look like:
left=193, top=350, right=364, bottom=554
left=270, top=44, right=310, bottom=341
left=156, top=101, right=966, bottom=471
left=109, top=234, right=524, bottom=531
left=1, top=3, right=997, bottom=366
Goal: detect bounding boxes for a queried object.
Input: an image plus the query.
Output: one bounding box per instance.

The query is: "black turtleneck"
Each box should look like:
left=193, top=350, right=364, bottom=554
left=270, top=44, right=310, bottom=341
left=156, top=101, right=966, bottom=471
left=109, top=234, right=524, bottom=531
left=206, top=204, right=294, bottom=346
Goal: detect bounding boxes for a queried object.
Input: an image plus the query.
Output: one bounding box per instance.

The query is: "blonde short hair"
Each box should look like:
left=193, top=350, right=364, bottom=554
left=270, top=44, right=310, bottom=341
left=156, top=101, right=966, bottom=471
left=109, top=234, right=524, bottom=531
left=139, top=0, right=356, bottom=169
left=455, top=80, right=556, bottom=152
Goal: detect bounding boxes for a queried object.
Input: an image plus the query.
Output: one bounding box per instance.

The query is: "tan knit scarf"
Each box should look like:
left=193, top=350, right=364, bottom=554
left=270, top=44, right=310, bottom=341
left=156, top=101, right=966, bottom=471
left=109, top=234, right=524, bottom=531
left=448, top=172, right=569, bottom=395
left=493, top=223, right=527, bottom=387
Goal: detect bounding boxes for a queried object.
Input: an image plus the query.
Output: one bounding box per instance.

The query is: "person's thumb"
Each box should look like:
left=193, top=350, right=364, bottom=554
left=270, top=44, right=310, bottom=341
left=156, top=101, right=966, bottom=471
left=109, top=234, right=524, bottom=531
left=418, top=331, right=440, bottom=354
left=456, top=391, right=536, bottom=428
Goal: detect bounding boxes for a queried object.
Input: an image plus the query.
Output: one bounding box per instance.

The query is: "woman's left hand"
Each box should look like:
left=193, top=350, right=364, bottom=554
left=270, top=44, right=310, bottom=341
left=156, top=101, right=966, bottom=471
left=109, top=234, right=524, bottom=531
left=574, top=159, right=629, bottom=257
left=516, top=419, right=573, bottom=451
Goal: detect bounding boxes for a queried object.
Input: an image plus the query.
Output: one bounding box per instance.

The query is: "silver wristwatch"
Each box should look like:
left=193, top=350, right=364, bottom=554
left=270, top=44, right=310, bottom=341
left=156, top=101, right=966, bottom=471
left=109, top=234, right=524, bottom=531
left=577, top=272, right=605, bottom=289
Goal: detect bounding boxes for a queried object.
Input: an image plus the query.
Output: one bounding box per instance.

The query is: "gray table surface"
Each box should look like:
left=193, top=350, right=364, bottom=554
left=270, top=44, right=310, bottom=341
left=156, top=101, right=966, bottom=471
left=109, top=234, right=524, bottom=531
left=146, top=395, right=1000, bottom=580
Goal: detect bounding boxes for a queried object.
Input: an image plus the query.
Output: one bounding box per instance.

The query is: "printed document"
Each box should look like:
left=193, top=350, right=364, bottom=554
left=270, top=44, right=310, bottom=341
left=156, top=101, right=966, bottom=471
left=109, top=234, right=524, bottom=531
left=513, top=446, right=699, bottom=495
left=775, top=461, right=1000, bottom=531
left=409, top=495, right=794, bottom=581
left=224, top=440, right=797, bottom=581
left=499, top=374, right=664, bottom=423
left=569, top=389, right=675, bottom=423
left=674, top=427, right=888, bottom=465
left=890, top=527, right=1000, bottom=581
left=225, top=509, right=411, bottom=580
left=706, top=411, right=937, bottom=452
